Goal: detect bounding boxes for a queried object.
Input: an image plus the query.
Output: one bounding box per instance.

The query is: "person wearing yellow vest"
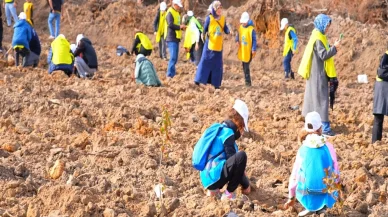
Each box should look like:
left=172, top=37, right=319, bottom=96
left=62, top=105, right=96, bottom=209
left=23, top=0, right=33, bottom=25
left=372, top=51, right=388, bottom=143
left=130, top=30, right=153, bottom=57
left=48, top=34, right=74, bottom=77
left=236, top=12, right=256, bottom=87
left=298, top=14, right=340, bottom=137
left=165, top=0, right=186, bottom=79
left=280, top=18, right=298, bottom=79
left=194, top=1, right=230, bottom=89
left=182, top=11, right=203, bottom=66
left=153, top=2, right=167, bottom=60
left=3, top=0, right=18, bottom=27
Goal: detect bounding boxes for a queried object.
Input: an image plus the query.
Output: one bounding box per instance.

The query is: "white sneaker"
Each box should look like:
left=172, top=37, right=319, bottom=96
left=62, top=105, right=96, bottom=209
left=49, top=35, right=55, bottom=40
left=298, top=209, right=315, bottom=216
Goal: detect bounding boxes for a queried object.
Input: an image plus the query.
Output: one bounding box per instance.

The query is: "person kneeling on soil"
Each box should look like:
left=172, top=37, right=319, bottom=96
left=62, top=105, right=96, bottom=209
left=47, top=34, right=74, bottom=77
left=285, top=111, right=340, bottom=216
left=192, top=99, right=251, bottom=200
left=134, top=54, right=161, bottom=87
left=22, top=28, right=40, bottom=67
left=74, top=34, right=98, bottom=78
left=130, top=29, right=153, bottom=57
left=12, top=12, right=32, bottom=67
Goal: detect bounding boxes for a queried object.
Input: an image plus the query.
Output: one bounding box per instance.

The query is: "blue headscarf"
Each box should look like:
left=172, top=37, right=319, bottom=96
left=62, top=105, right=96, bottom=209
left=314, top=14, right=332, bottom=34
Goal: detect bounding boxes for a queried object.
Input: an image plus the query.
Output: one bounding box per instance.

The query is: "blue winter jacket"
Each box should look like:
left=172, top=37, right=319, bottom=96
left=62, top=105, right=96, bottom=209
left=12, top=19, right=32, bottom=50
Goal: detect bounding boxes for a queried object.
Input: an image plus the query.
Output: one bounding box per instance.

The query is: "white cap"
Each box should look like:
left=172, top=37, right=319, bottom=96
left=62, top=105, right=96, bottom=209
left=187, top=11, right=194, bottom=17
left=160, top=2, right=167, bottom=11
left=76, top=34, right=84, bottom=45
left=58, top=34, right=66, bottom=39
left=70, top=44, right=77, bottom=53
left=304, top=111, right=322, bottom=132
left=280, top=18, right=288, bottom=30
left=18, top=12, right=26, bottom=20
left=172, top=0, right=183, bottom=7
left=233, top=99, right=249, bottom=132
left=207, top=3, right=213, bottom=12
left=240, top=12, right=249, bottom=24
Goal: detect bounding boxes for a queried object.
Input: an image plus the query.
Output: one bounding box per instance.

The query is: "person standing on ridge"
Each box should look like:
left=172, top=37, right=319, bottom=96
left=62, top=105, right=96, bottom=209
left=280, top=18, right=298, bottom=79
left=23, top=0, right=33, bottom=25
left=153, top=1, right=167, bottom=60
left=48, top=0, right=64, bottom=39
left=3, top=0, right=18, bottom=27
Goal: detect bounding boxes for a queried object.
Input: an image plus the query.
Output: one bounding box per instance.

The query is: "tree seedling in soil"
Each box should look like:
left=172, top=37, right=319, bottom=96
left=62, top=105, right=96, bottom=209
left=322, top=166, right=345, bottom=215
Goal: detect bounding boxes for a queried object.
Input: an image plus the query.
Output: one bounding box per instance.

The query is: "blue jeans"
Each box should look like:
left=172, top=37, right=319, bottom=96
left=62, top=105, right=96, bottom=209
left=322, top=121, right=331, bottom=133
left=5, top=3, right=18, bottom=26
left=167, top=41, right=179, bottom=78
left=283, top=50, right=293, bottom=76
left=48, top=12, right=61, bottom=38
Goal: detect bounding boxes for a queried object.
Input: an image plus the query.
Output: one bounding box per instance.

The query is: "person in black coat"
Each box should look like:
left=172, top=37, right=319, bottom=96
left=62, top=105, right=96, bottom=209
left=74, top=34, right=98, bottom=78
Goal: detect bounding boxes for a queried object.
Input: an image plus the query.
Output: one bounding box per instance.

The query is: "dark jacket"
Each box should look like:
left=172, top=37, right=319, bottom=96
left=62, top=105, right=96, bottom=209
left=74, top=38, right=98, bottom=69
left=30, top=29, right=41, bottom=55
left=165, top=9, right=181, bottom=42
left=153, top=9, right=161, bottom=33
left=50, top=0, right=63, bottom=12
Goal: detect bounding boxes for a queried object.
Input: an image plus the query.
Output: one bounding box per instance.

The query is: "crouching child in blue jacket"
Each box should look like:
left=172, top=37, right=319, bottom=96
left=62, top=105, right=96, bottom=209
left=192, top=99, right=251, bottom=200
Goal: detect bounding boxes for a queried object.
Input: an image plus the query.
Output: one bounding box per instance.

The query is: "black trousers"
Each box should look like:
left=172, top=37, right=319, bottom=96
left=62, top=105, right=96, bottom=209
left=14, top=47, right=30, bottom=66
left=242, top=59, right=252, bottom=86
left=134, top=47, right=152, bottom=57
left=372, top=114, right=384, bottom=143
left=208, top=151, right=249, bottom=193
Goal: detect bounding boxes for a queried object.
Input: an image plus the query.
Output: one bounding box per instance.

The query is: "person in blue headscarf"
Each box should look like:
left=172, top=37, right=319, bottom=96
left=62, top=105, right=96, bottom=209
left=193, top=1, right=230, bottom=89
left=298, top=14, right=341, bottom=137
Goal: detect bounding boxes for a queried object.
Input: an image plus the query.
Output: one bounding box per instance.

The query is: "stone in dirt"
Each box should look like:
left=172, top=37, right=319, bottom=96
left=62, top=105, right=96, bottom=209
left=103, top=208, right=115, bottom=217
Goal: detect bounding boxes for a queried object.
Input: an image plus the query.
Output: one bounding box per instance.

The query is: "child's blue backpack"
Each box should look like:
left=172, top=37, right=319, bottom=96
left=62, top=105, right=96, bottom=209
left=192, top=123, right=224, bottom=171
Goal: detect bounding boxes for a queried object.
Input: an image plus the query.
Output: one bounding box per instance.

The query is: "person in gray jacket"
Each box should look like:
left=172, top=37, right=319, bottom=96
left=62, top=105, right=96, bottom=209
left=301, top=14, right=340, bottom=137
left=134, top=54, right=162, bottom=87
left=74, top=34, right=98, bottom=78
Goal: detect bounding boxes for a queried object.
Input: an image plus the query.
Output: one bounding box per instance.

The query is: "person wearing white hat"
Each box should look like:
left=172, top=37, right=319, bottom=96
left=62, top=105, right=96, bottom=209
left=284, top=111, right=340, bottom=216
left=196, top=99, right=251, bottom=201
left=3, top=0, right=18, bottom=27
left=48, top=34, right=74, bottom=77
left=12, top=12, right=32, bottom=66
left=73, top=34, right=98, bottom=78
left=280, top=17, right=298, bottom=79
left=182, top=10, right=204, bottom=65
left=153, top=2, right=167, bottom=60
left=165, top=0, right=186, bottom=79
left=194, top=1, right=230, bottom=89
left=236, top=12, right=257, bottom=86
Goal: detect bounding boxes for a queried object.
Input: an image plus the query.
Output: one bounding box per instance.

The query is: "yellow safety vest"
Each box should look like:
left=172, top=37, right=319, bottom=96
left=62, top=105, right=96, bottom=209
left=298, top=29, right=336, bottom=79
left=208, top=15, right=225, bottom=51
left=5, top=0, right=14, bottom=3
left=24, top=2, right=33, bottom=26
left=164, top=7, right=181, bottom=40
left=237, top=25, right=254, bottom=63
left=283, top=26, right=296, bottom=56
left=376, top=51, right=388, bottom=82
left=135, top=32, right=153, bottom=51
left=156, top=11, right=166, bottom=43
left=51, top=35, right=74, bottom=65
left=183, top=25, right=194, bottom=50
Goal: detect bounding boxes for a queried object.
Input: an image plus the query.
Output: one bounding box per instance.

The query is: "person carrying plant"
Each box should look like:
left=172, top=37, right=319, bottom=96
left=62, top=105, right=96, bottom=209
left=153, top=1, right=167, bottom=60
left=280, top=18, right=298, bottom=79
left=284, top=111, right=340, bottom=216
left=130, top=29, right=153, bottom=57
left=236, top=12, right=256, bottom=86
left=298, top=14, right=340, bottom=137
left=372, top=49, right=388, bottom=143
left=192, top=99, right=251, bottom=200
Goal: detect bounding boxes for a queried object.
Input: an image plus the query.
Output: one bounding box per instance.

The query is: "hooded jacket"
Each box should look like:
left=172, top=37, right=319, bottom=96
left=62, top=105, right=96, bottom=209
left=12, top=19, right=32, bottom=50
left=74, top=38, right=98, bottom=69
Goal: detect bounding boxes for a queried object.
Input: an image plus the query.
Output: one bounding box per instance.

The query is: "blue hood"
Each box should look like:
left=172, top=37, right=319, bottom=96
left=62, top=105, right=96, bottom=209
left=242, top=20, right=254, bottom=28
